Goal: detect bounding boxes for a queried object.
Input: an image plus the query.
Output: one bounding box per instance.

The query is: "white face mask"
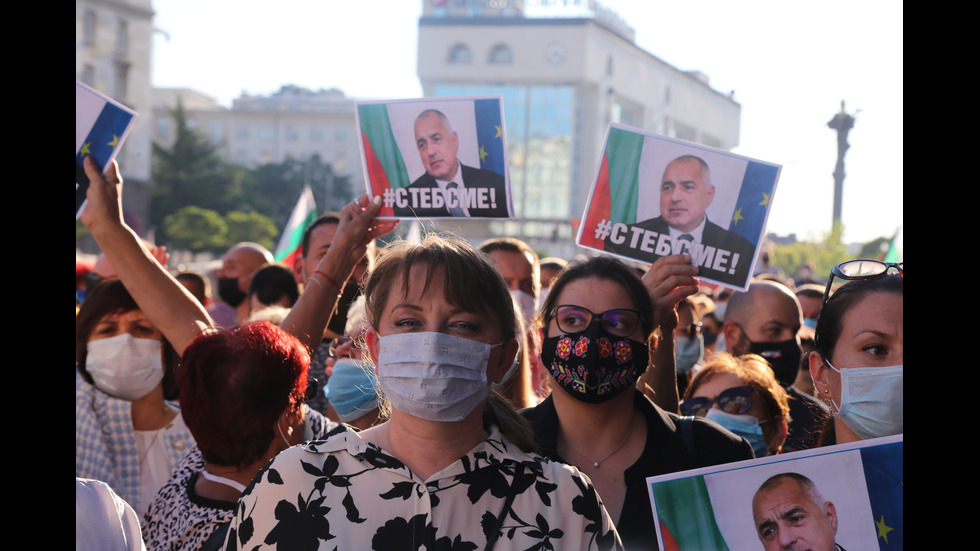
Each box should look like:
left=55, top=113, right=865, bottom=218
left=509, top=289, right=539, bottom=331
left=377, top=332, right=499, bottom=422
left=826, top=360, right=903, bottom=440
left=86, top=333, right=164, bottom=401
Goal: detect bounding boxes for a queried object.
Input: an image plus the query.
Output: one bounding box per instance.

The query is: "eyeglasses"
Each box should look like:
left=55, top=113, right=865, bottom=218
left=821, top=260, right=903, bottom=315
left=679, top=385, right=754, bottom=417
left=551, top=305, right=642, bottom=337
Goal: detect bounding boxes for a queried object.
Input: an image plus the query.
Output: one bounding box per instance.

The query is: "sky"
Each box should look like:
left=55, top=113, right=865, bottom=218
left=151, top=0, right=902, bottom=246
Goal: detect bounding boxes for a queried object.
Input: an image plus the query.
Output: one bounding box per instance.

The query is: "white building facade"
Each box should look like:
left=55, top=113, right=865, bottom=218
left=417, top=0, right=740, bottom=255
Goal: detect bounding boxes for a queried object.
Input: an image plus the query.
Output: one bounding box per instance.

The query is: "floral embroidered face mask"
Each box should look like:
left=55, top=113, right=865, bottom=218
left=541, top=320, right=648, bottom=404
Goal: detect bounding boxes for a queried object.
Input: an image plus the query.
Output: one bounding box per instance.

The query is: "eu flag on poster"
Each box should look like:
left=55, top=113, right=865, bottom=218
left=76, top=81, right=137, bottom=217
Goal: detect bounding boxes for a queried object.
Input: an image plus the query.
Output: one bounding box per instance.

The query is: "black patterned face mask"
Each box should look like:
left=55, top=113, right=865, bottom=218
left=541, top=321, right=648, bottom=404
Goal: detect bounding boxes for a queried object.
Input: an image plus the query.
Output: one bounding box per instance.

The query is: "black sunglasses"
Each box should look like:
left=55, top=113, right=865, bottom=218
left=680, top=385, right=753, bottom=417
left=302, top=377, right=319, bottom=403
left=820, top=260, right=903, bottom=315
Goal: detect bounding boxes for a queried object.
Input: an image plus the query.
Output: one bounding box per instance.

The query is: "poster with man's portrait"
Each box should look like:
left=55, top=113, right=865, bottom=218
left=578, top=124, right=781, bottom=290
left=355, top=96, right=513, bottom=219
left=646, top=435, right=902, bottom=551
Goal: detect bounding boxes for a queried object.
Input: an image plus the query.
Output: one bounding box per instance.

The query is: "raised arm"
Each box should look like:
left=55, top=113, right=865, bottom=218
left=81, top=157, right=212, bottom=354
left=637, top=254, right=699, bottom=413
left=279, top=196, right=397, bottom=352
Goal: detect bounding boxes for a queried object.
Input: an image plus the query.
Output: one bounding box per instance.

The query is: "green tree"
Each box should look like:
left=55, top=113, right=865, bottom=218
left=770, top=222, right=849, bottom=282
left=224, top=210, right=278, bottom=250
left=243, top=155, right=353, bottom=228
left=162, top=206, right=228, bottom=253
left=151, top=101, right=245, bottom=240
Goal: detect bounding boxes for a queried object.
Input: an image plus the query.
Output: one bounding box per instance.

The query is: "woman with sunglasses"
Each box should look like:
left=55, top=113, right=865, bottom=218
left=523, top=255, right=754, bottom=551
left=80, top=158, right=389, bottom=550
left=682, top=353, right=790, bottom=457
left=809, top=260, right=903, bottom=444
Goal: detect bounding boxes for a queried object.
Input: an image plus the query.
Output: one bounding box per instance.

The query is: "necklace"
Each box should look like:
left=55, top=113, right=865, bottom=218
left=562, top=412, right=635, bottom=468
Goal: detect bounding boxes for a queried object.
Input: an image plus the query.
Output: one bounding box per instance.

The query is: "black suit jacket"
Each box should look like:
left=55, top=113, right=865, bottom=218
left=393, top=163, right=509, bottom=218
left=605, top=216, right=757, bottom=287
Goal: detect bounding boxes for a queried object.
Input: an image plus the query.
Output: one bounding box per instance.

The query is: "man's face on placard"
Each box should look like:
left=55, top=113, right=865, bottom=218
left=752, top=477, right=838, bottom=551
left=415, top=112, right=460, bottom=182
left=659, top=157, right=715, bottom=233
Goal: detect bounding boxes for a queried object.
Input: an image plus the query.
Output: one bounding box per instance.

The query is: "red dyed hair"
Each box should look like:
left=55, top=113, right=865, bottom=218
left=178, top=321, right=310, bottom=467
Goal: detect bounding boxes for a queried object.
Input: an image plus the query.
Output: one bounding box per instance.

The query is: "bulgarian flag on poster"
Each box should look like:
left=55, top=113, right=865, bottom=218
left=358, top=103, right=411, bottom=217
left=274, top=185, right=317, bottom=265
left=76, top=80, right=137, bottom=217
left=579, top=127, right=644, bottom=249
left=652, top=476, right=731, bottom=550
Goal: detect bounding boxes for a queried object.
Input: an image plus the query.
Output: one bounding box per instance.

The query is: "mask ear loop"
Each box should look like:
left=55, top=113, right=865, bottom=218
left=822, top=358, right=843, bottom=414
left=277, top=419, right=291, bottom=450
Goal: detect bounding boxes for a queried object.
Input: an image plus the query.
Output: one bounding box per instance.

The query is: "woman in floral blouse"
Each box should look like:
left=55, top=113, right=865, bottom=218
left=226, top=234, right=623, bottom=550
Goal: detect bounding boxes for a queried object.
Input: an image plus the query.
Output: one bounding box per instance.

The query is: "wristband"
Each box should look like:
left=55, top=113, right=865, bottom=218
left=313, top=270, right=343, bottom=293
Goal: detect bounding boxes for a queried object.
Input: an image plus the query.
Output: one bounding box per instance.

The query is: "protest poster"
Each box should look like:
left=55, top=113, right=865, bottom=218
left=76, top=80, right=137, bottom=218
left=578, top=124, right=781, bottom=290
left=646, top=435, right=902, bottom=551
left=356, top=96, right=512, bottom=219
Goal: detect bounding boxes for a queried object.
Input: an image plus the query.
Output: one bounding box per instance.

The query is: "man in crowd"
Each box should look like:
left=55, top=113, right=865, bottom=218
left=213, top=242, right=273, bottom=326
left=722, top=281, right=828, bottom=451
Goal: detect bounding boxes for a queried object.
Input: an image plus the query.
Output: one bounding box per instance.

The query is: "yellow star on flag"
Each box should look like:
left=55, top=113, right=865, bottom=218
left=80, top=142, right=92, bottom=156
left=759, top=192, right=769, bottom=207
left=731, top=207, right=744, bottom=226
left=495, top=125, right=502, bottom=139
left=875, top=514, right=894, bottom=544
left=108, top=134, right=119, bottom=147
left=479, top=145, right=489, bottom=163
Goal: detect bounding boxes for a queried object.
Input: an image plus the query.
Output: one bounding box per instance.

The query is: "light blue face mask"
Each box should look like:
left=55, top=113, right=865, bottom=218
left=706, top=408, right=769, bottom=458
left=674, top=335, right=704, bottom=375
left=825, top=360, right=903, bottom=440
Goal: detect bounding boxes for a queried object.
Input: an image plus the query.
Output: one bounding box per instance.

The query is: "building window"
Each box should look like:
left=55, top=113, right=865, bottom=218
left=259, top=125, right=275, bottom=141
left=310, top=126, right=325, bottom=142
left=210, top=121, right=223, bottom=143
left=116, top=19, right=128, bottom=54
left=113, top=61, right=129, bottom=101
left=488, top=44, right=513, bottom=64
left=83, top=10, right=96, bottom=46
left=285, top=125, right=299, bottom=142
left=447, top=43, right=472, bottom=64
left=235, top=125, right=249, bottom=140
left=156, top=117, right=170, bottom=141
left=80, top=64, right=95, bottom=86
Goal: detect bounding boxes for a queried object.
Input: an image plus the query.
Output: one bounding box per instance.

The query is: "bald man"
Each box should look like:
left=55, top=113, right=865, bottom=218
left=723, top=281, right=828, bottom=451
left=215, top=242, right=273, bottom=325
left=752, top=473, right=844, bottom=551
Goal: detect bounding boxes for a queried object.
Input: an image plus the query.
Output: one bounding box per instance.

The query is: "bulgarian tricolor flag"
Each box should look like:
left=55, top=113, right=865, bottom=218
left=579, top=127, right=644, bottom=249
left=274, top=185, right=317, bottom=265
left=358, top=103, right=411, bottom=218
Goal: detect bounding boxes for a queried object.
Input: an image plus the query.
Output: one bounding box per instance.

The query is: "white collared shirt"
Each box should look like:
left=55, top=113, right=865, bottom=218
left=434, top=160, right=471, bottom=217
left=667, top=216, right=707, bottom=243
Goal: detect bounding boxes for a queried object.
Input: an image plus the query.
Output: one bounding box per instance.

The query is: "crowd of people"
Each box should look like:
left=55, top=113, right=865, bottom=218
left=76, top=156, right=902, bottom=551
